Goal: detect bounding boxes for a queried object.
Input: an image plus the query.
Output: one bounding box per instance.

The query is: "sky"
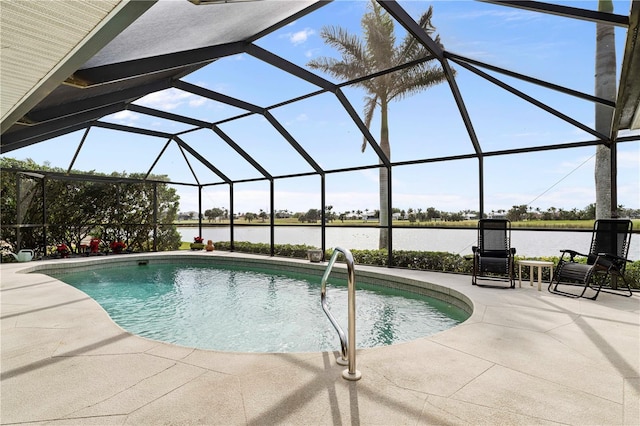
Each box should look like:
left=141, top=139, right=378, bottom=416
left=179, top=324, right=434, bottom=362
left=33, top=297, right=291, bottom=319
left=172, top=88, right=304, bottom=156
left=3, top=0, right=639, bottom=215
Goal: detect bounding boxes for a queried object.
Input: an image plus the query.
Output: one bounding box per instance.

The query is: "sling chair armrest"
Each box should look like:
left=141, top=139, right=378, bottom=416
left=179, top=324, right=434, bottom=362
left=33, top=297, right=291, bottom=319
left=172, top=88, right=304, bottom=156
left=559, top=249, right=587, bottom=261
left=592, top=252, right=629, bottom=272
left=596, top=252, right=631, bottom=263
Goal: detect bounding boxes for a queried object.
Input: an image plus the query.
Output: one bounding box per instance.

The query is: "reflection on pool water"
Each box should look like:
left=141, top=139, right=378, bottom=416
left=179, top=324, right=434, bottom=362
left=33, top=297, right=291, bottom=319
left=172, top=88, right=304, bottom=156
left=51, top=263, right=469, bottom=353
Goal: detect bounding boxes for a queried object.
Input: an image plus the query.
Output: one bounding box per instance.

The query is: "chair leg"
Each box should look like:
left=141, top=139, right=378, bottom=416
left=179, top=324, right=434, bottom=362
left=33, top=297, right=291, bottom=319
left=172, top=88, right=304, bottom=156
left=510, top=258, right=516, bottom=288
left=549, top=282, right=581, bottom=298
left=472, top=257, right=477, bottom=285
left=550, top=269, right=633, bottom=300
left=588, top=273, right=633, bottom=300
left=548, top=271, right=582, bottom=298
left=472, top=256, right=515, bottom=288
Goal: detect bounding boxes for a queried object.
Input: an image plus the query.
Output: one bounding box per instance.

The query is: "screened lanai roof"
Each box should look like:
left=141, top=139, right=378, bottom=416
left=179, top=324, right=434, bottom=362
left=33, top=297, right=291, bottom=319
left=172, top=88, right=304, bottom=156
left=1, top=0, right=639, bottom=198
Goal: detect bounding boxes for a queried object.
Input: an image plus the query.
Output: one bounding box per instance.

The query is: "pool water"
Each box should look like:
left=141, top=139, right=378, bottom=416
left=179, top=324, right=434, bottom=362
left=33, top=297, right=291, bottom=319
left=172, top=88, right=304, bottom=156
left=52, top=263, right=469, bottom=353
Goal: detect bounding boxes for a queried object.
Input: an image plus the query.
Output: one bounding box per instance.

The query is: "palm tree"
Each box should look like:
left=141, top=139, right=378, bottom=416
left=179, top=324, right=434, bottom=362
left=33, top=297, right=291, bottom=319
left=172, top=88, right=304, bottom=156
left=308, top=1, right=449, bottom=248
left=594, top=0, right=616, bottom=219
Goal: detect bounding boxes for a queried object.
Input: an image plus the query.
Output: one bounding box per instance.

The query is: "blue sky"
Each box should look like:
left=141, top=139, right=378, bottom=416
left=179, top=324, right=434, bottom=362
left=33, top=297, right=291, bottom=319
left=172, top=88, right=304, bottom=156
left=4, top=0, right=639, bottom=215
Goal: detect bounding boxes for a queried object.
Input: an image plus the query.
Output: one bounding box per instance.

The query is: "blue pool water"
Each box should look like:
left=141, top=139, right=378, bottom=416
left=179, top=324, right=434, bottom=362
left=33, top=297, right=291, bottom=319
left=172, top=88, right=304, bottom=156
left=52, top=263, right=469, bottom=353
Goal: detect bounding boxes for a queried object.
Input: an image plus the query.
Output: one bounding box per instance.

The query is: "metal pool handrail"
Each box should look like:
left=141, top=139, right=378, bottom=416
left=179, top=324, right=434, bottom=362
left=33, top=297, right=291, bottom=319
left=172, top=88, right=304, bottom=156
left=320, top=247, right=361, bottom=381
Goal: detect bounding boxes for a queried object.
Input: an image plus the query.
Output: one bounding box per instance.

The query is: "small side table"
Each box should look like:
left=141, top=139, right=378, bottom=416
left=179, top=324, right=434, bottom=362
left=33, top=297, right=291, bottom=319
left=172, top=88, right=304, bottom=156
left=517, top=260, right=554, bottom=291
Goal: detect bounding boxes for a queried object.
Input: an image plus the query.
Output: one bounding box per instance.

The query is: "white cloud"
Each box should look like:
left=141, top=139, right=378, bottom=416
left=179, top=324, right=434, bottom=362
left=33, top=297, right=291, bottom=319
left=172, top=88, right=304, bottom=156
left=189, top=97, right=208, bottom=108
left=284, top=113, right=309, bottom=127
left=135, top=88, right=198, bottom=110
left=107, top=110, right=140, bottom=125
left=456, top=9, right=542, bottom=23
left=304, top=48, right=320, bottom=58
left=283, top=28, right=314, bottom=46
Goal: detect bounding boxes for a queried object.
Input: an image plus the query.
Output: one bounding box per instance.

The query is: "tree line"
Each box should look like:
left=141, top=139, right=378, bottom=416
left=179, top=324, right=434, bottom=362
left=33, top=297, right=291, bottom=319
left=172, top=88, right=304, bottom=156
left=190, top=203, right=639, bottom=225
left=495, top=204, right=639, bottom=222
left=1, top=158, right=182, bottom=253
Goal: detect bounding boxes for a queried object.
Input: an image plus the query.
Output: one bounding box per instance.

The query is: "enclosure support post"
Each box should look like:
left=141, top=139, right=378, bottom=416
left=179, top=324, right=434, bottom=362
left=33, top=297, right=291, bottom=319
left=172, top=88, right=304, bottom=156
left=198, top=185, right=202, bottom=238
left=610, top=143, right=618, bottom=289
left=16, top=174, right=22, bottom=250
left=42, top=177, right=47, bottom=254
left=478, top=156, right=484, bottom=218
left=386, top=165, right=393, bottom=267
left=153, top=183, right=158, bottom=252
left=321, top=175, right=326, bottom=261
left=610, top=143, right=618, bottom=217
left=229, top=183, right=235, bottom=251
left=270, top=179, right=275, bottom=257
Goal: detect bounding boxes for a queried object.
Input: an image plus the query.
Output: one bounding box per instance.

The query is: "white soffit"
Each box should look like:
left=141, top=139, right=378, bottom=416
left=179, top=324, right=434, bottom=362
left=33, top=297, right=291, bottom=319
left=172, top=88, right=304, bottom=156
left=0, top=0, right=155, bottom=131
left=632, top=104, right=640, bottom=130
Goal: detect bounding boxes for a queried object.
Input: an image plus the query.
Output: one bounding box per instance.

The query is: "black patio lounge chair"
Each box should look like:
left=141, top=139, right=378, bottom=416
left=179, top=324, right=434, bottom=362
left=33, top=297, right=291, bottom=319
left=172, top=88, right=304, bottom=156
left=548, top=219, right=633, bottom=300
left=472, top=219, right=516, bottom=288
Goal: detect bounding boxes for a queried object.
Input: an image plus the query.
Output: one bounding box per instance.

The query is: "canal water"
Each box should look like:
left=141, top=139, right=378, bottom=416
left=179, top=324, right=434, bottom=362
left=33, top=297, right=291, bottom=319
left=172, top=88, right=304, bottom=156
left=179, top=226, right=640, bottom=261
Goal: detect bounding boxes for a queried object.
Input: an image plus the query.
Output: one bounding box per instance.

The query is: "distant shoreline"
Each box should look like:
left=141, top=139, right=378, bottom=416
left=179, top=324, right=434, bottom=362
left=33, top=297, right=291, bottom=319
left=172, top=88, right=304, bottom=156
left=175, top=218, right=640, bottom=231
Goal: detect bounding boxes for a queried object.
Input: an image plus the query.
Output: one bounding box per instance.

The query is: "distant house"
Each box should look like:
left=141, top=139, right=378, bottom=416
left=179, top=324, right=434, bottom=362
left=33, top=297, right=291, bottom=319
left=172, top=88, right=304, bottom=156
left=487, top=212, right=506, bottom=219
left=361, top=213, right=377, bottom=222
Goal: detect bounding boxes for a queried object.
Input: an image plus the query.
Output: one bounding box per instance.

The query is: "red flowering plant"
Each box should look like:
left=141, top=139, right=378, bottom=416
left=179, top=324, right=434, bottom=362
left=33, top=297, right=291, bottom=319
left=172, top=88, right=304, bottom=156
left=193, top=236, right=204, bottom=244
left=56, top=244, right=70, bottom=257
left=110, top=241, right=126, bottom=251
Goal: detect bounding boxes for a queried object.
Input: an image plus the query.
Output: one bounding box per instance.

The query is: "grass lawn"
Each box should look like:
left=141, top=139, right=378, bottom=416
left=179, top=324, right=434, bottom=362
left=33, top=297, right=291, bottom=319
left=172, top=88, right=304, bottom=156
left=177, top=218, right=640, bottom=230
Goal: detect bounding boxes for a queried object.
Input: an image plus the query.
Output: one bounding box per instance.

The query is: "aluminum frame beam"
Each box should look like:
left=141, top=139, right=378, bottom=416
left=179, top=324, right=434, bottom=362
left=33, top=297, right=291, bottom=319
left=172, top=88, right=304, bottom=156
left=174, top=136, right=232, bottom=184
left=173, top=80, right=264, bottom=114
left=451, top=58, right=611, bottom=141
left=211, top=125, right=272, bottom=179
left=25, top=80, right=173, bottom=125
left=128, top=104, right=212, bottom=128
left=92, top=121, right=172, bottom=139
left=446, top=52, right=616, bottom=108
left=479, top=1, right=629, bottom=27
left=1, top=103, right=126, bottom=152
left=67, top=42, right=245, bottom=87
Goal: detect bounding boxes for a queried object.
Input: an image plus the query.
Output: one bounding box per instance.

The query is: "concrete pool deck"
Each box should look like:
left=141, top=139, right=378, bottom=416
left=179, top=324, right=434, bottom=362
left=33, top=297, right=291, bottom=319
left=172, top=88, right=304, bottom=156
left=1, top=251, right=639, bottom=425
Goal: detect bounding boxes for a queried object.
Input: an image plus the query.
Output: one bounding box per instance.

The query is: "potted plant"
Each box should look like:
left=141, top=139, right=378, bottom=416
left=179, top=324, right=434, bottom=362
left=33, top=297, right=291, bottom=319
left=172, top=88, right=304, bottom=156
left=307, top=249, right=323, bottom=262
left=56, top=243, right=70, bottom=258
left=190, top=236, right=205, bottom=250
left=89, top=238, right=101, bottom=254
left=110, top=241, right=126, bottom=254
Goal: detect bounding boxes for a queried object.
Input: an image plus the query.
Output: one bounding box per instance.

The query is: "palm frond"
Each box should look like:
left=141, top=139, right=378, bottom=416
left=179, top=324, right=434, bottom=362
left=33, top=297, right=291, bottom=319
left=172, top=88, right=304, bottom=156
left=396, top=6, right=442, bottom=66
left=363, top=1, right=396, bottom=71
left=389, top=65, right=450, bottom=101
left=361, top=95, right=378, bottom=152
left=307, top=0, right=449, bottom=156
left=321, top=26, right=366, bottom=61
left=307, top=26, right=369, bottom=80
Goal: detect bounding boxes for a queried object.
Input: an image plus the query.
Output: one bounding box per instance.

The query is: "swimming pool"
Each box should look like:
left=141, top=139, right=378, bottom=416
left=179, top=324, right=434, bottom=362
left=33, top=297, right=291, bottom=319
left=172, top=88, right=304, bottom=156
left=47, top=258, right=469, bottom=353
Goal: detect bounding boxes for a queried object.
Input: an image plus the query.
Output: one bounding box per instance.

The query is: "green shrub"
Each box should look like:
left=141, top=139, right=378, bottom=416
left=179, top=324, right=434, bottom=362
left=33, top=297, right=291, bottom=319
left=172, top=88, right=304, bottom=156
left=620, top=260, right=640, bottom=290
left=212, top=241, right=640, bottom=290
left=350, top=249, right=389, bottom=267
left=214, top=241, right=321, bottom=258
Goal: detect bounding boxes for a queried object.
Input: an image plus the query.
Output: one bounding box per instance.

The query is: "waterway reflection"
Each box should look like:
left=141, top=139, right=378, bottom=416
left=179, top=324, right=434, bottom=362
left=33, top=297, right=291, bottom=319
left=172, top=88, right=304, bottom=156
left=178, top=226, right=639, bottom=261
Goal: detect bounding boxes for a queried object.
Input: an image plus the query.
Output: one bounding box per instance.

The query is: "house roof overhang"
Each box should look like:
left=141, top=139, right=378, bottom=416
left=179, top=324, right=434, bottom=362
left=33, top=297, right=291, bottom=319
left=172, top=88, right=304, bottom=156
left=615, top=0, right=640, bottom=131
